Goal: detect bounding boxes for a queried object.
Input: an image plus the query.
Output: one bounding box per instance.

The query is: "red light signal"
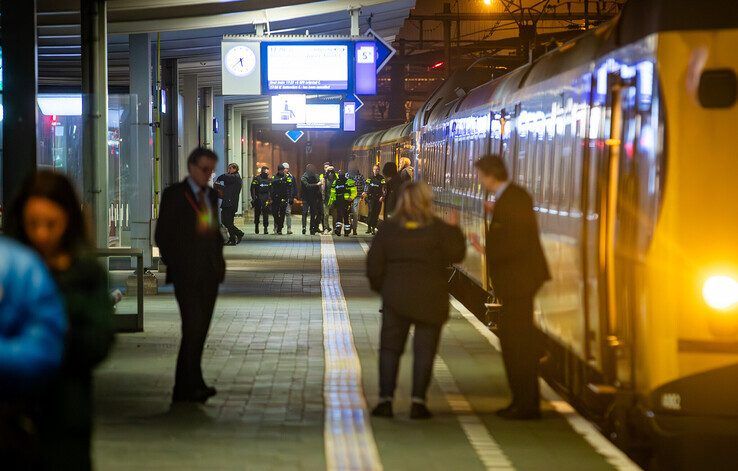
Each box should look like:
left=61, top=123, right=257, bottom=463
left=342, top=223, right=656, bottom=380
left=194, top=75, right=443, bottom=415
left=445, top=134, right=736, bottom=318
left=430, top=61, right=445, bottom=70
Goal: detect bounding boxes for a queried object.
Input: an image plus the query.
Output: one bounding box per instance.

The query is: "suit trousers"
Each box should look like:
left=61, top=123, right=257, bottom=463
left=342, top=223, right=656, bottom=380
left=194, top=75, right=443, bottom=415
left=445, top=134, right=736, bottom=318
left=498, top=296, right=540, bottom=412
left=285, top=203, right=292, bottom=231
left=254, top=200, right=269, bottom=229
left=378, top=309, right=443, bottom=401
left=221, top=206, right=243, bottom=242
left=302, top=197, right=321, bottom=234
left=173, top=280, right=219, bottom=394
left=349, top=198, right=360, bottom=233
left=273, top=200, right=288, bottom=232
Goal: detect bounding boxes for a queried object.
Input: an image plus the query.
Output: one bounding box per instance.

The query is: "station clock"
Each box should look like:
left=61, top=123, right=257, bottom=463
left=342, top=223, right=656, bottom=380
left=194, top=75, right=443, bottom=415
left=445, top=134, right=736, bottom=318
left=225, top=46, right=257, bottom=77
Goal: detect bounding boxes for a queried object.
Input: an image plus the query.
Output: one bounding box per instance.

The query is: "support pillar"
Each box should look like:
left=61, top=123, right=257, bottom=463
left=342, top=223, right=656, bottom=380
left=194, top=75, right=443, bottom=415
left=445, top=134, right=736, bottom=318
left=181, top=75, right=198, bottom=178
left=129, top=33, right=153, bottom=268
left=226, top=104, right=235, bottom=161
left=81, top=0, right=109, bottom=248
left=213, top=95, right=226, bottom=175
left=161, top=58, right=179, bottom=188
left=349, top=8, right=361, bottom=36
left=199, top=87, right=214, bottom=149
left=1, top=0, right=37, bottom=215
left=388, top=40, right=406, bottom=121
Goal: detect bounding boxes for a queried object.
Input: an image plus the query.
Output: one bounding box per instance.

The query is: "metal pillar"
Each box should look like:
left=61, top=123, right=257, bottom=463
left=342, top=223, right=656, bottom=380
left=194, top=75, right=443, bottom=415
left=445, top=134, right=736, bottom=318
left=129, top=33, right=153, bottom=267
left=349, top=8, right=361, bottom=36
left=213, top=95, right=225, bottom=175
left=81, top=0, right=109, bottom=248
left=161, top=58, right=179, bottom=188
left=1, top=0, right=37, bottom=216
left=226, top=104, right=235, bottom=161
left=389, top=40, right=406, bottom=121
left=181, top=75, right=198, bottom=177
left=232, top=112, right=243, bottom=211
left=199, top=87, right=214, bottom=149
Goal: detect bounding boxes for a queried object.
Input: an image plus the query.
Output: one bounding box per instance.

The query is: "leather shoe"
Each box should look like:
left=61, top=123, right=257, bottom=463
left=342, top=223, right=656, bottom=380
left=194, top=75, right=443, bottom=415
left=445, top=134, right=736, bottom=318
left=410, top=402, right=433, bottom=420
left=371, top=401, right=393, bottom=418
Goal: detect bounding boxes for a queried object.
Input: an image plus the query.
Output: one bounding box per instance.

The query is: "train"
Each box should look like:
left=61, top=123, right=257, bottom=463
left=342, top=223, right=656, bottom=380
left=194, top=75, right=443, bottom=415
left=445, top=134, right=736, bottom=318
left=352, top=0, right=738, bottom=468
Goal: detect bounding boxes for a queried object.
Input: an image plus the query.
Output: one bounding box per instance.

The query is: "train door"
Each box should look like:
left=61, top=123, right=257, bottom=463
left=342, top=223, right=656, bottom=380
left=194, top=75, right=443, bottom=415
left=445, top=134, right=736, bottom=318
left=600, top=71, right=640, bottom=388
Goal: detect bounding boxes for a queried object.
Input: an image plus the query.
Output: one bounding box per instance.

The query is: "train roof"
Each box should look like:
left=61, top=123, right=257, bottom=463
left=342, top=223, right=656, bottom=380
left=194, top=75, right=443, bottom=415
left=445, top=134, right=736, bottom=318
left=379, top=122, right=413, bottom=145
left=352, top=129, right=386, bottom=151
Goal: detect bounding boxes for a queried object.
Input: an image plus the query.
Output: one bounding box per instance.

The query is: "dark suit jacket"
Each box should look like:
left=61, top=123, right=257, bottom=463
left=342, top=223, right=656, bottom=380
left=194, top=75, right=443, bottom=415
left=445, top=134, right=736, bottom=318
left=155, top=180, right=225, bottom=286
left=367, top=217, right=466, bottom=324
left=486, top=183, right=550, bottom=301
left=215, top=172, right=242, bottom=208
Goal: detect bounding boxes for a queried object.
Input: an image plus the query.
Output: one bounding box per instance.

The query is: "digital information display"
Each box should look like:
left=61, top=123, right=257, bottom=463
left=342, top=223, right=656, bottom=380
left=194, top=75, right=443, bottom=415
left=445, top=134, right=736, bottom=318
left=264, top=44, right=350, bottom=92
left=343, top=102, right=356, bottom=132
left=271, top=95, right=342, bottom=130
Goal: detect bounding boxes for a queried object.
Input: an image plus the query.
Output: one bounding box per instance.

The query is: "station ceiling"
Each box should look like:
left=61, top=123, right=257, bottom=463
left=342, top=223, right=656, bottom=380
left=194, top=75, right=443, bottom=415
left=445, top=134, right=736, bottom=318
left=35, top=0, right=416, bottom=118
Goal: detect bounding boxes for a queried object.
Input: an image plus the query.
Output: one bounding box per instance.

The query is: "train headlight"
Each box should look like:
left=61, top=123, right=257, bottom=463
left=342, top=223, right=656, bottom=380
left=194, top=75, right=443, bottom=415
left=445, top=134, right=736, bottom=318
left=703, top=275, right=738, bottom=311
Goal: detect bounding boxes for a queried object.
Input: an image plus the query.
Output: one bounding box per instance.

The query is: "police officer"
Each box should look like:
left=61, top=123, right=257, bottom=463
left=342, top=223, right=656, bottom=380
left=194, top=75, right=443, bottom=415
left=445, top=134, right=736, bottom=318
left=250, top=166, right=272, bottom=234
left=364, top=164, right=386, bottom=235
left=301, top=163, right=322, bottom=235
left=321, top=164, right=338, bottom=234
left=270, top=163, right=295, bottom=235
left=329, top=170, right=357, bottom=236
left=282, top=162, right=298, bottom=234
left=346, top=159, right=365, bottom=236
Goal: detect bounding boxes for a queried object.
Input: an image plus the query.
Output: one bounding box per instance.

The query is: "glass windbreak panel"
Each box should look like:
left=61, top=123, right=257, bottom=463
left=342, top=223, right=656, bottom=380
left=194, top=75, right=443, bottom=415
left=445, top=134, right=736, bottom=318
left=36, top=94, right=139, bottom=247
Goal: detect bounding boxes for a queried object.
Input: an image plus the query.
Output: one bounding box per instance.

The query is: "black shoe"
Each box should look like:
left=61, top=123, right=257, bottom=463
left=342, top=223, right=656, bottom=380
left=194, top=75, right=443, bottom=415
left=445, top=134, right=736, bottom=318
left=276, top=231, right=283, bottom=235
left=371, top=401, right=393, bottom=418
left=302, top=228, right=306, bottom=235
left=255, top=226, right=260, bottom=234
left=225, top=240, right=236, bottom=246
left=353, top=230, right=357, bottom=236
left=499, top=406, right=541, bottom=421
left=410, top=402, right=433, bottom=419
left=495, top=404, right=515, bottom=418
left=264, top=228, right=269, bottom=234
left=365, top=228, right=372, bottom=234
left=236, top=234, right=244, bottom=244
left=172, top=387, right=215, bottom=404
left=287, top=230, right=293, bottom=235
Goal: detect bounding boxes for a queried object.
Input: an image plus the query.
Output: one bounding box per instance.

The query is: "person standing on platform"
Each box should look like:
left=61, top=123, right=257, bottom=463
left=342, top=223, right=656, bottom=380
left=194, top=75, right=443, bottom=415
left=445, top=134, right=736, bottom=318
left=300, top=163, right=322, bottom=235
left=346, top=159, right=365, bottom=236
left=215, top=163, right=244, bottom=245
left=281, top=162, right=298, bottom=235
left=155, top=147, right=225, bottom=404
left=382, top=162, right=400, bottom=220
left=329, top=170, right=357, bottom=236
left=367, top=182, right=465, bottom=419
left=398, top=156, right=414, bottom=184
left=0, top=236, right=66, bottom=469
left=9, top=171, right=115, bottom=470
left=250, top=166, right=272, bottom=234
left=471, top=154, right=550, bottom=420
left=270, top=164, right=293, bottom=235
left=322, top=164, right=338, bottom=234
left=364, top=164, right=386, bottom=235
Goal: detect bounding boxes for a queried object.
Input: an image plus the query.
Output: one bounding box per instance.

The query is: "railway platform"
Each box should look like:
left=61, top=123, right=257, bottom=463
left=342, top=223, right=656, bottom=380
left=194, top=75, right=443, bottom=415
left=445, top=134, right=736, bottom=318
left=92, top=228, right=640, bottom=470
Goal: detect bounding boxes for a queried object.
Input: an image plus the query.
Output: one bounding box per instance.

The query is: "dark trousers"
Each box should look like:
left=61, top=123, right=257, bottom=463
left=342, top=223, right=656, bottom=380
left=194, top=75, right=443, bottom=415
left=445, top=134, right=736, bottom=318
left=379, top=309, right=443, bottom=401
left=173, top=281, right=218, bottom=394
left=254, top=199, right=269, bottom=229
left=498, top=296, right=540, bottom=412
left=367, top=198, right=382, bottom=229
left=221, top=206, right=243, bottom=242
left=273, top=200, right=288, bottom=232
left=302, top=196, right=321, bottom=234
left=334, top=200, right=350, bottom=235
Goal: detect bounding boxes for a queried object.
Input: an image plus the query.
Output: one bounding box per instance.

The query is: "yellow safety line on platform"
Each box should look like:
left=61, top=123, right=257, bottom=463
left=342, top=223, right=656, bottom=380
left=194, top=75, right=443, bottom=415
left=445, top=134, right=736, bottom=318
left=450, top=298, right=642, bottom=471
left=359, top=240, right=513, bottom=470
left=322, top=236, right=383, bottom=471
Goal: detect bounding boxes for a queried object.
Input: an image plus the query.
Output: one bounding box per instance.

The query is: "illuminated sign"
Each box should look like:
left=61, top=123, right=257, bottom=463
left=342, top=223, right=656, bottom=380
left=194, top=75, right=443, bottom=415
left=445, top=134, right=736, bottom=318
left=343, top=102, right=356, bottom=132
left=301, top=103, right=341, bottom=130
left=263, top=43, right=350, bottom=92
left=354, top=41, right=376, bottom=95
left=271, top=94, right=307, bottom=125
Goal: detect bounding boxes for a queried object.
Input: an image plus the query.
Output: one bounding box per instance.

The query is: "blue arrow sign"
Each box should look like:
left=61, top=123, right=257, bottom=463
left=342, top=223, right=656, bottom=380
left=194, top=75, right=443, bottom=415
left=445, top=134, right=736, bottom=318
left=348, top=94, right=364, bottom=112
left=366, top=28, right=396, bottom=73
left=285, top=129, right=304, bottom=143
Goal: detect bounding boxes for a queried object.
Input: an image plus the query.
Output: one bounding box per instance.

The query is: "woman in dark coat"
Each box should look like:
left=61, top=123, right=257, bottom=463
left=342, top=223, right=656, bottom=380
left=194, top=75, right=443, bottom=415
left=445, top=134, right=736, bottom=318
left=381, top=161, right=401, bottom=220
left=367, top=181, right=465, bottom=419
left=10, top=171, right=115, bottom=470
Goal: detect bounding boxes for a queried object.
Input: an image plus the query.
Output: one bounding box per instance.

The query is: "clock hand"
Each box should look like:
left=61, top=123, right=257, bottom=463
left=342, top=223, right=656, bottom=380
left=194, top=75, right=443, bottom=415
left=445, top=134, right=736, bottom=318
left=239, top=58, right=243, bottom=66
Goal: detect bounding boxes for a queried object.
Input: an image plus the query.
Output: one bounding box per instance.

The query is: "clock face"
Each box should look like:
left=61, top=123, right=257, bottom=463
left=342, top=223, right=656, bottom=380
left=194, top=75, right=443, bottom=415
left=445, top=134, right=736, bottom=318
left=225, top=46, right=256, bottom=77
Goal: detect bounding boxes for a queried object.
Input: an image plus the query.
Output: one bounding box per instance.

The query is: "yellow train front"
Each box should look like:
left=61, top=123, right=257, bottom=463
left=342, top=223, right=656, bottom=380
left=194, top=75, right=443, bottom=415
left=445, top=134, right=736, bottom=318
left=354, top=0, right=738, bottom=467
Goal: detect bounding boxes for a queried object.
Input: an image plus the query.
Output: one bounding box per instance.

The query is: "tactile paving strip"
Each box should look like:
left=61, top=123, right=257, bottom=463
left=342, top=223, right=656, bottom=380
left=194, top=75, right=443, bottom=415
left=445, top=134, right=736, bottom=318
left=321, top=236, right=383, bottom=471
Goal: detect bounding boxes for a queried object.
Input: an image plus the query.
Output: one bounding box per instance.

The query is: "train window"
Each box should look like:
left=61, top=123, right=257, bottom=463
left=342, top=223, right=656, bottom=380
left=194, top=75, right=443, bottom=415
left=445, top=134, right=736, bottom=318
left=698, top=69, right=737, bottom=108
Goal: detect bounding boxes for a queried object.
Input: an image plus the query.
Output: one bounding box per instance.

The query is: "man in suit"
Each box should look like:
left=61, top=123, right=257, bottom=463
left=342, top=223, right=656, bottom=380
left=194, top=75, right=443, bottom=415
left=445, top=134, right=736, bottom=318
left=155, top=147, right=225, bottom=403
left=472, top=154, right=550, bottom=420
left=215, top=163, right=244, bottom=245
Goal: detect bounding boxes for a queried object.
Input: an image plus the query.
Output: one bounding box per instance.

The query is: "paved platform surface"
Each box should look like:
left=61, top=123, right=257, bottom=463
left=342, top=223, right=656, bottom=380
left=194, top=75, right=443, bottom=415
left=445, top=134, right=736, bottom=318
left=92, top=224, right=637, bottom=470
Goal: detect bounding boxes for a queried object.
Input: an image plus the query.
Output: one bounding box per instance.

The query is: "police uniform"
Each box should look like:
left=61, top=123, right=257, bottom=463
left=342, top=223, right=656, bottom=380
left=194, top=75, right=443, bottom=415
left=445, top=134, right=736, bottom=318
left=365, top=173, right=386, bottom=234
left=346, top=170, right=365, bottom=235
left=270, top=169, right=295, bottom=235
left=250, top=172, right=272, bottom=233
left=329, top=172, right=357, bottom=236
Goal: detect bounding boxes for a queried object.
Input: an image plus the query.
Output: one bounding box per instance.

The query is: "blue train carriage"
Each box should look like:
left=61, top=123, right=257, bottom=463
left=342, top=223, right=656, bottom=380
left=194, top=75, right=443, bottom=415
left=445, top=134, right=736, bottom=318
left=387, top=0, right=738, bottom=467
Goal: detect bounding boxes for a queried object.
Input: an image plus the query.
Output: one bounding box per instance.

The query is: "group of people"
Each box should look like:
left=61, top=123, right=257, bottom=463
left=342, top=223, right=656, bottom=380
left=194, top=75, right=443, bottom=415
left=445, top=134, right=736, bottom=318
left=366, top=153, right=549, bottom=421
left=1, top=172, right=116, bottom=469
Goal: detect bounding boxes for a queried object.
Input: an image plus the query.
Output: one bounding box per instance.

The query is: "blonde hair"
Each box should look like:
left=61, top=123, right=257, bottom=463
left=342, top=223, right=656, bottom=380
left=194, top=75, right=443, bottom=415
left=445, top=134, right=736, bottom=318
left=399, top=157, right=412, bottom=170
left=393, top=181, right=435, bottom=227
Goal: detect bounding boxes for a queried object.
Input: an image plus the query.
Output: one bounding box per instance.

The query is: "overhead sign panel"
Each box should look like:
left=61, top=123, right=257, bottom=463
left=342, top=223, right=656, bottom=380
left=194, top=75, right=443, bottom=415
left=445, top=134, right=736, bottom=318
left=301, top=103, right=341, bottom=130
left=221, top=41, right=261, bottom=95
left=263, top=43, right=350, bottom=92
left=271, top=95, right=342, bottom=130
left=271, top=94, right=306, bottom=125
left=354, top=41, right=377, bottom=95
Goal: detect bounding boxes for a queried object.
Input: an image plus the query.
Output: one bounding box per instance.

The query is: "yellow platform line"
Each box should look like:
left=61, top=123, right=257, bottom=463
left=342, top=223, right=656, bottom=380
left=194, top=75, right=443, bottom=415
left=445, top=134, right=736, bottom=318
left=322, top=236, right=383, bottom=471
